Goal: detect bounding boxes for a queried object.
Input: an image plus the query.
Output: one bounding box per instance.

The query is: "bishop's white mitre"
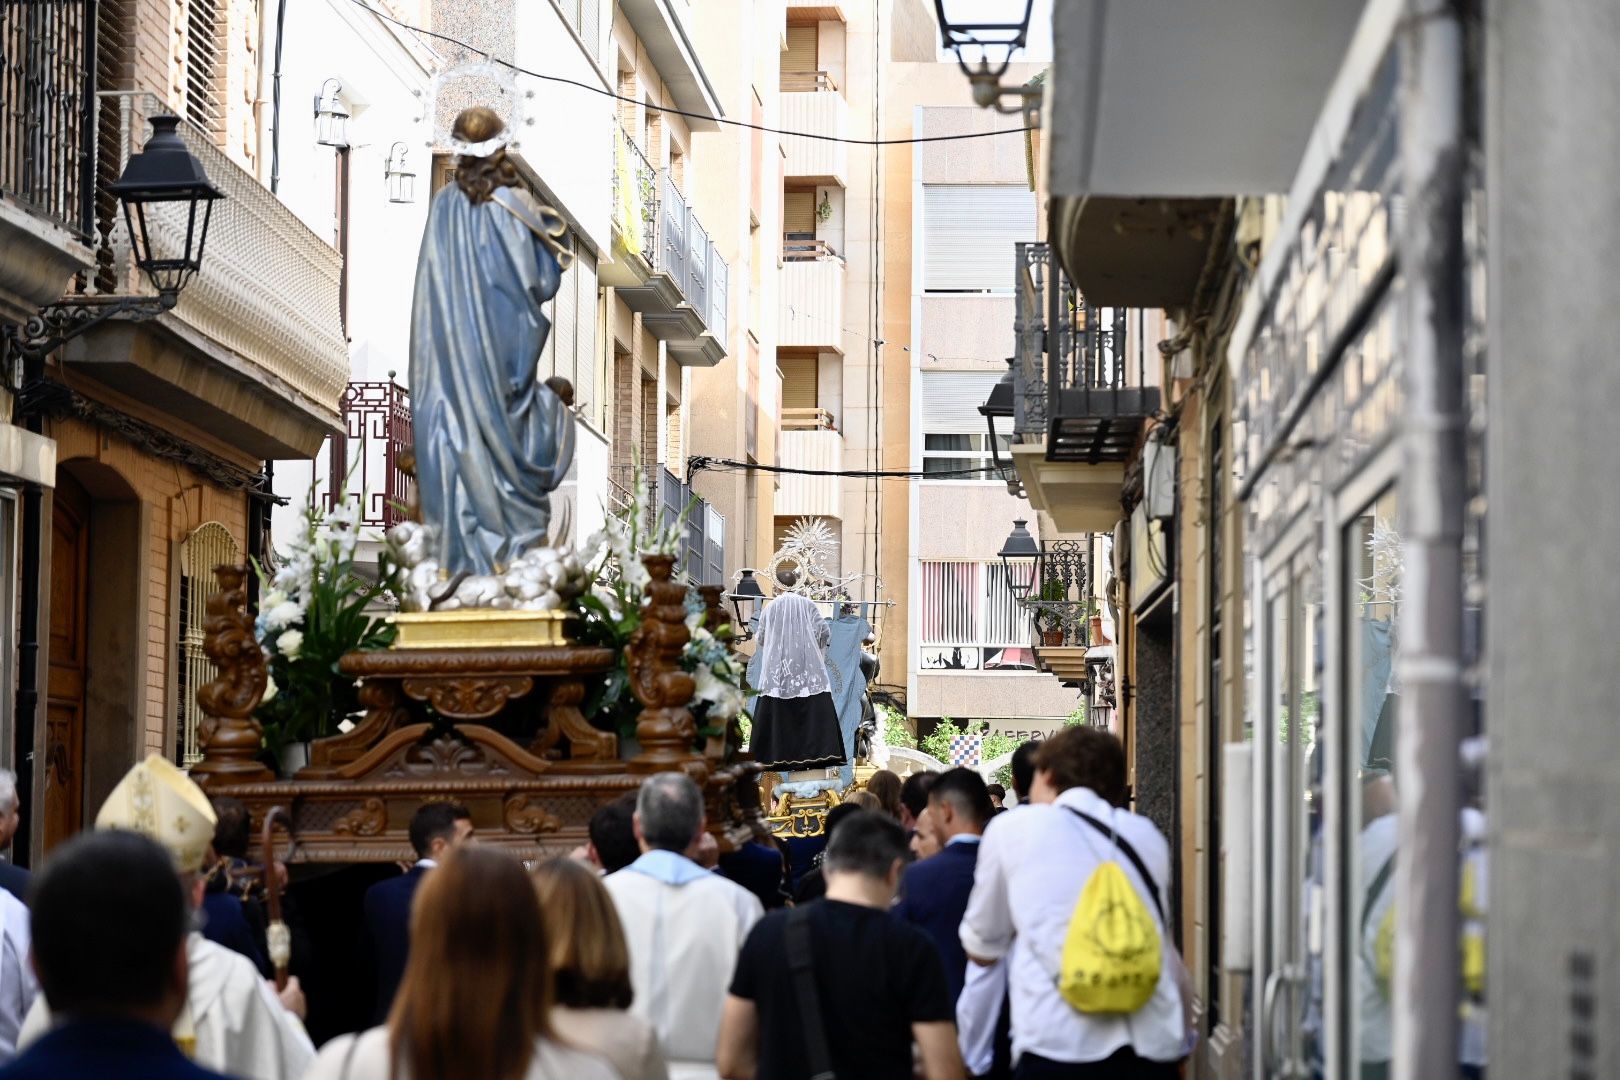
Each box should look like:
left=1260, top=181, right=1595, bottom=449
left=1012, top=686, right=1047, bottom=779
left=94, top=752, right=218, bottom=874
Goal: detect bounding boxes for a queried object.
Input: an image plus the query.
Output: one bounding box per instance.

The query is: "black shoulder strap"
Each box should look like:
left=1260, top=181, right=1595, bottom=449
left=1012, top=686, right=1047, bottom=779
left=1361, top=852, right=1397, bottom=937
left=1066, top=807, right=1166, bottom=924
left=786, top=906, right=837, bottom=1080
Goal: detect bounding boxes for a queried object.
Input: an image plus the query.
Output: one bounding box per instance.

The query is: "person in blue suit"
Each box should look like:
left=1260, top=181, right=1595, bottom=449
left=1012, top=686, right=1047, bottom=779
left=892, top=767, right=994, bottom=1003
left=362, top=802, right=473, bottom=1023
left=0, top=830, right=229, bottom=1079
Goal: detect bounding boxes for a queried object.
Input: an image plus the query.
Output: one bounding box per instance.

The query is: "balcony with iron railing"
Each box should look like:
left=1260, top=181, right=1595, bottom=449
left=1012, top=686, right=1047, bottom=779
left=322, top=379, right=414, bottom=531
left=0, top=0, right=97, bottom=321
left=59, top=92, right=348, bottom=459
left=998, top=241, right=1161, bottom=533
left=1022, top=535, right=1096, bottom=686
left=777, top=408, right=842, bottom=520
left=780, top=72, right=848, bottom=185
left=605, top=125, right=658, bottom=281
left=658, top=467, right=727, bottom=586
left=613, top=164, right=728, bottom=367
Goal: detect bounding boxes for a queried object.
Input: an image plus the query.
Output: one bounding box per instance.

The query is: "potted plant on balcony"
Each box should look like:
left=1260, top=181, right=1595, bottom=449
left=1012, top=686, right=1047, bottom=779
left=1036, top=575, right=1068, bottom=647
left=254, top=497, right=397, bottom=775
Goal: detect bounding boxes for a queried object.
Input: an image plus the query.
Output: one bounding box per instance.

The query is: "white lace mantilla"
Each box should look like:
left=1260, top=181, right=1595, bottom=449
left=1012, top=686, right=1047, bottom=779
left=751, top=593, right=831, bottom=700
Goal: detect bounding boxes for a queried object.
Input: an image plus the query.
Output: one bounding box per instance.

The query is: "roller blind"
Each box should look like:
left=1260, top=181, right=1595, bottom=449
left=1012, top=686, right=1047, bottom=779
left=783, top=26, right=817, bottom=72
left=922, top=184, right=1036, bottom=293
left=574, top=250, right=599, bottom=421
left=921, top=370, right=1003, bottom=435
left=784, top=191, right=815, bottom=235
left=780, top=356, right=817, bottom=411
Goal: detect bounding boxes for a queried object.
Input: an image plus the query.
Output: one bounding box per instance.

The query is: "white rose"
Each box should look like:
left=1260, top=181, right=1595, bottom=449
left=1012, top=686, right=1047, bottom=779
left=276, top=629, right=304, bottom=658
left=261, top=677, right=278, bottom=704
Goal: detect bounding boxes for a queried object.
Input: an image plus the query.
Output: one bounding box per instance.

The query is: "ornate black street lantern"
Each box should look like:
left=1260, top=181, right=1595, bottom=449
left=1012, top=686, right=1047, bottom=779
left=728, top=568, right=767, bottom=638
left=997, top=519, right=1041, bottom=600
left=110, top=115, right=225, bottom=304
left=978, top=357, right=1021, bottom=495
left=6, top=113, right=225, bottom=373
left=934, top=0, right=1041, bottom=117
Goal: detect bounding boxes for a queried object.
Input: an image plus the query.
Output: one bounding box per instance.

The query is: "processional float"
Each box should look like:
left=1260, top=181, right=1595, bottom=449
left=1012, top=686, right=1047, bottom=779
left=186, top=104, right=769, bottom=861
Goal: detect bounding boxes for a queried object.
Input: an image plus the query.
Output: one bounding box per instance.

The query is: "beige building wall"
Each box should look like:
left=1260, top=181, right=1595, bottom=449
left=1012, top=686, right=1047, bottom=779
left=876, top=69, right=1078, bottom=726
left=688, top=0, right=785, bottom=587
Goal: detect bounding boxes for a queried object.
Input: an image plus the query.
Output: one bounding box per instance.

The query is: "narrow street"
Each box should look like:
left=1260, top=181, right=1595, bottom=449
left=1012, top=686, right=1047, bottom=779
left=0, top=0, right=1609, bottom=1078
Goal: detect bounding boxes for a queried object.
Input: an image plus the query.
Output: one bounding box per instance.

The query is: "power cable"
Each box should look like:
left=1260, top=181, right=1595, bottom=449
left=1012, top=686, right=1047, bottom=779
left=351, top=0, right=1035, bottom=148
left=687, top=455, right=1003, bottom=482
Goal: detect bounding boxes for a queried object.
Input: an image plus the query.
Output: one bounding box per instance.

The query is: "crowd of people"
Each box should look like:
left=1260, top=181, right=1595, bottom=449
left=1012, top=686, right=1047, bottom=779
left=0, top=724, right=1190, bottom=1079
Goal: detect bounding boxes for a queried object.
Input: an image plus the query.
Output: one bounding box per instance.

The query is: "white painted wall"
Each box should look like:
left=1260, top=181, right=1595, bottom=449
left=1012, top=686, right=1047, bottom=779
left=269, top=0, right=433, bottom=549
left=512, top=4, right=615, bottom=257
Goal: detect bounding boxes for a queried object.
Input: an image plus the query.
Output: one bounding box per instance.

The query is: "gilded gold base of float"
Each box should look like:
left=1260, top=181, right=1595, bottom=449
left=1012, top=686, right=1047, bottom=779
left=388, top=609, right=576, bottom=649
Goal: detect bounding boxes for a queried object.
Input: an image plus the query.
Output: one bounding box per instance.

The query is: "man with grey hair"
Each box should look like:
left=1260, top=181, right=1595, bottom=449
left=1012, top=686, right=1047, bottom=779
left=0, top=771, right=26, bottom=902
left=604, top=773, right=763, bottom=1079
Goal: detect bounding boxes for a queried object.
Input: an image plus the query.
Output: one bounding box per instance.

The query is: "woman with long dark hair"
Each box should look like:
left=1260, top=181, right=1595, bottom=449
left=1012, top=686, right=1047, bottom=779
left=305, top=848, right=616, bottom=1080
left=533, top=857, right=668, bottom=1080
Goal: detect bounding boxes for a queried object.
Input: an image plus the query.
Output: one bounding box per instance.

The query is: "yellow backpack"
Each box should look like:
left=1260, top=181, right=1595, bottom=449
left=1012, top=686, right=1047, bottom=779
left=1364, top=845, right=1486, bottom=1000
left=1058, top=808, right=1164, bottom=1014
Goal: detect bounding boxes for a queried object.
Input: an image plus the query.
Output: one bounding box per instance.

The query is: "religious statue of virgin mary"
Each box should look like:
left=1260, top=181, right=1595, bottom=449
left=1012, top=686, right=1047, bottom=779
left=408, top=106, right=576, bottom=577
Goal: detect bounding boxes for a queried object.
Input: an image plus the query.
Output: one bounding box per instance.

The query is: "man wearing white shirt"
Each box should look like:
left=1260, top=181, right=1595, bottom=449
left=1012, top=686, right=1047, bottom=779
left=960, top=727, right=1184, bottom=1077
left=605, top=773, right=763, bottom=1079
left=0, top=885, right=36, bottom=1061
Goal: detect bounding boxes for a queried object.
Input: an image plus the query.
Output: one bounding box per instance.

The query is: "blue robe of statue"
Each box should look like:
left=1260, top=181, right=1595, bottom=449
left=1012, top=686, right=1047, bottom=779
left=408, top=182, right=576, bottom=576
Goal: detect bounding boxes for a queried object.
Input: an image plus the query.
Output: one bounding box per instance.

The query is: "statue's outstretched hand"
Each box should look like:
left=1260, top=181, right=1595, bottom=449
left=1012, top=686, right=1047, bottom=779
left=545, top=376, right=575, bottom=407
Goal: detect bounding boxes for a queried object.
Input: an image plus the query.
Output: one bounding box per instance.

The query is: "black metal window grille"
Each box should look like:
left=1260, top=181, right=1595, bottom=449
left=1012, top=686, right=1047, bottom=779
left=0, top=0, right=95, bottom=237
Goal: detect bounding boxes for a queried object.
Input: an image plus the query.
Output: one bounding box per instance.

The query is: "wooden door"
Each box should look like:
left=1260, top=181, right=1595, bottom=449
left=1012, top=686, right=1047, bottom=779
left=43, top=474, right=89, bottom=852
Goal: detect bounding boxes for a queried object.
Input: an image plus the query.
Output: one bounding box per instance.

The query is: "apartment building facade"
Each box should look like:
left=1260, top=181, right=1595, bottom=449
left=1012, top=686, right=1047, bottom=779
left=894, top=85, right=1082, bottom=740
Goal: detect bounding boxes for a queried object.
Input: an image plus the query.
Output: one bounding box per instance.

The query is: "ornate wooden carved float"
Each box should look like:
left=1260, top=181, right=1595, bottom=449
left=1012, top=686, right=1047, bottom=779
left=189, top=557, right=765, bottom=864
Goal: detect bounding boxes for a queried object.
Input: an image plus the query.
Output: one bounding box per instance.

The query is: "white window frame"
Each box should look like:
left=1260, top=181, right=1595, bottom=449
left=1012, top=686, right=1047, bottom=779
left=918, top=560, right=1034, bottom=674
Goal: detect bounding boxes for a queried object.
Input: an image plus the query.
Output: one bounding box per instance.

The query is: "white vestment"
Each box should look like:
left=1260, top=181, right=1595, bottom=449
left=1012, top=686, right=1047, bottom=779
left=604, top=853, right=763, bottom=1079
left=0, top=889, right=37, bottom=1062
left=19, top=932, right=315, bottom=1080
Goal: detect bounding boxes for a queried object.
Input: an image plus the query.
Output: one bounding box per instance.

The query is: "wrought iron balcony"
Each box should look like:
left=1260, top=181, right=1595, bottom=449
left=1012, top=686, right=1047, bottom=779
left=1021, top=534, right=1097, bottom=686
left=1013, top=241, right=1159, bottom=464
left=615, top=168, right=728, bottom=366
left=610, top=125, right=658, bottom=262
left=659, top=467, right=727, bottom=586
left=324, top=380, right=414, bottom=531
left=0, top=1, right=93, bottom=238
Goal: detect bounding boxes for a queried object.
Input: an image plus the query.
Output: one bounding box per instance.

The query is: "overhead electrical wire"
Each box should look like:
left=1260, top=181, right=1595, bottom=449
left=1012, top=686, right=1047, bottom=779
left=350, top=0, right=1036, bottom=147
left=687, top=455, right=1004, bottom=482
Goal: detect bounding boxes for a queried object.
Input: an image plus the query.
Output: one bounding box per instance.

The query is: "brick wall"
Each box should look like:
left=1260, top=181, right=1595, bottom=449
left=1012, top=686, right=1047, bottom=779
left=49, top=417, right=249, bottom=760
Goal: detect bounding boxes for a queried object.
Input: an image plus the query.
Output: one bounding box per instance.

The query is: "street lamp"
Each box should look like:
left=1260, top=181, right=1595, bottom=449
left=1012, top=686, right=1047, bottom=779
left=384, top=142, right=416, bottom=204
left=314, top=78, right=350, bottom=148
left=110, top=115, right=225, bottom=304
left=978, top=357, right=1022, bottom=496
left=728, top=568, right=766, bottom=638
left=934, top=0, right=1041, bottom=118
left=5, top=113, right=225, bottom=377
left=997, top=519, right=1041, bottom=600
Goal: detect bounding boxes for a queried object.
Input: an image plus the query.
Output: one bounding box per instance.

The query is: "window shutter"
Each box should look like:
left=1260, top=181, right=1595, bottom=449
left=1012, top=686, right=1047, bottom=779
left=780, top=356, right=817, bottom=411
left=784, top=191, right=815, bottom=236
left=783, top=26, right=817, bottom=73
left=549, top=246, right=577, bottom=384
left=921, top=370, right=1004, bottom=435
left=922, top=184, right=1036, bottom=292
left=574, top=250, right=598, bottom=419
